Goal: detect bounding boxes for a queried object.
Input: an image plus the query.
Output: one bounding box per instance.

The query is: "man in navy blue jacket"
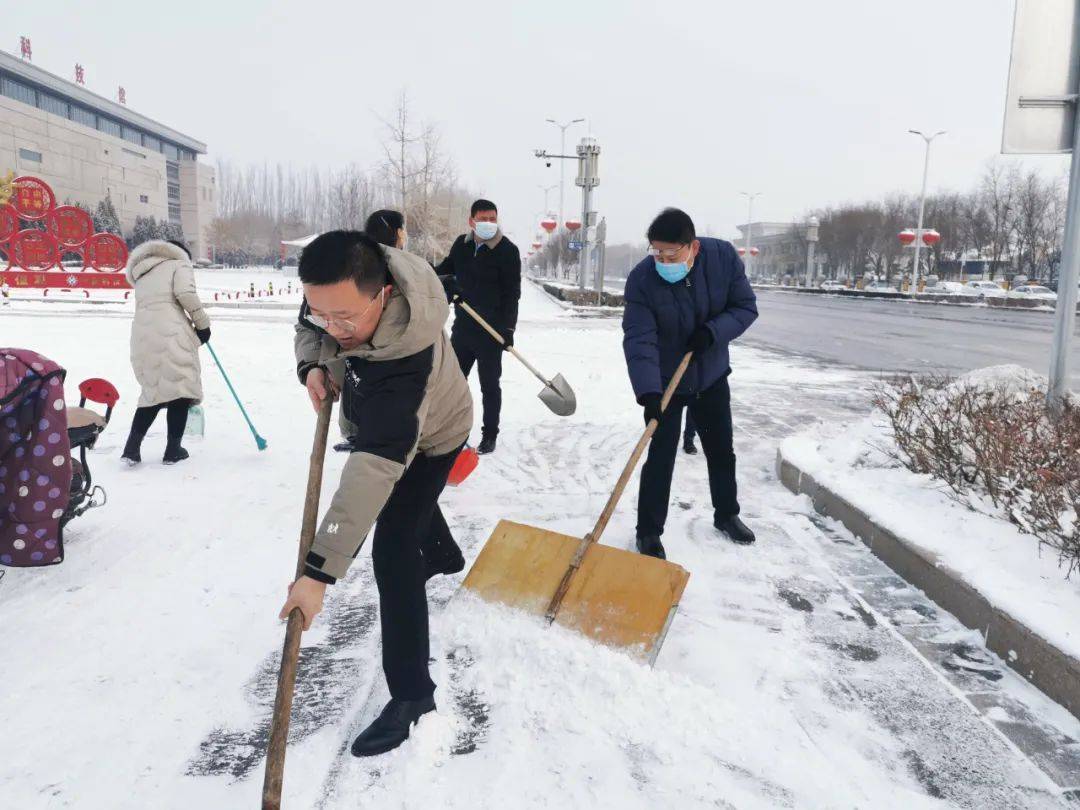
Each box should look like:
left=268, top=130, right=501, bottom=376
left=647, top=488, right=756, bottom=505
left=622, top=208, right=758, bottom=559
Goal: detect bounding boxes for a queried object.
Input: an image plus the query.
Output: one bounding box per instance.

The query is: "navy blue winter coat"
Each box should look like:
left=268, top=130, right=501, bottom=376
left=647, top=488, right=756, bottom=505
left=622, top=237, right=758, bottom=400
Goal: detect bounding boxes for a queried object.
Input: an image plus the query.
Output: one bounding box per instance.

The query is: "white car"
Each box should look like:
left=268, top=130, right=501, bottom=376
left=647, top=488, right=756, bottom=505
left=820, top=280, right=846, bottom=291
left=963, top=280, right=1007, bottom=299
left=929, top=281, right=967, bottom=296
left=1010, top=285, right=1058, bottom=303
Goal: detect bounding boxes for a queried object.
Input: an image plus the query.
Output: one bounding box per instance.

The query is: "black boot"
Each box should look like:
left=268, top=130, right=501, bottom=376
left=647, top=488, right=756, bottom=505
left=477, top=434, right=497, bottom=455
left=683, top=438, right=698, bottom=455
left=715, top=515, right=756, bottom=545
left=351, top=695, right=436, bottom=757
left=121, top=432, right=144, bottom=465
left=163, top=435, right=189, bottom=465
left=424, top=542, right=466, bottom=581
left=635, top=534, right=666, bottom=560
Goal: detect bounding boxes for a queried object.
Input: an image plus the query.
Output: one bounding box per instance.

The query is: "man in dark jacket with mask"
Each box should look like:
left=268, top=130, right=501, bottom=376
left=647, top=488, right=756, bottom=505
left=622, top=208, right=758, bottom=560
left=436, top=199, right=521, bottom=455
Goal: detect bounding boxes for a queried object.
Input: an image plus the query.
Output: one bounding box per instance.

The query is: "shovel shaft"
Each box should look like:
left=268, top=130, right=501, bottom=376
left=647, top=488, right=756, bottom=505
left=456, top=297, right=552, bottom=388
left=543, top=352, right=693, bottom=622
left=262, top=398, right=333, bottom=809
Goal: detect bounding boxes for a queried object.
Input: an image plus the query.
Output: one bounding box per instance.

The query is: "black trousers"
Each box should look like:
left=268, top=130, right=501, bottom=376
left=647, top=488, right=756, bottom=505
left=372, top=444, right=462, bottom=701
left=636, top=377, right=739, bottom=539
left=683, top=412, right=697, bottom=444
left=451, top=328, right=503, bottom=438
left=129, top=398, right=192, bottom=438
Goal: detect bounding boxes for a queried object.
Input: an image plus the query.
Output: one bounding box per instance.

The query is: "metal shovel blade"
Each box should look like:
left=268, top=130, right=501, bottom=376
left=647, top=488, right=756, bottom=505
left=538, top=373, right=576, bottom=416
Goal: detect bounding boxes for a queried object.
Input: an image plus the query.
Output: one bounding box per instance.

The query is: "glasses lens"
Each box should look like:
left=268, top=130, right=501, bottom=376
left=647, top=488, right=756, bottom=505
left=305, top=313, right=328, bottom=329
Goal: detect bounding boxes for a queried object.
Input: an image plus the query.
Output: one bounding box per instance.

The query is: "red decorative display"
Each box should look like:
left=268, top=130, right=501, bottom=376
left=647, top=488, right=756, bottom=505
left=749, top=247, right=760, bottom=257
left=85, top=233, right=128, bottom=272
left=0, top=204, right=17, bottom=243
left=898, top=230, right=917, bottom=245
left=531, top=241, right=542, bottom=249
left=10, top=230, right=59, bottom=270
left=737, top=247, right=746, bottom=256
left=20, top=36, right=32, bottom=60
left=540, top=218, right=557, bottom=233
left=922, top=229, right=941, bottom=246
left=47, top=206, right=94, bottom=249
left=565, top=220, right=581, bottom=231
left=11, top=176, right=56, bottom=220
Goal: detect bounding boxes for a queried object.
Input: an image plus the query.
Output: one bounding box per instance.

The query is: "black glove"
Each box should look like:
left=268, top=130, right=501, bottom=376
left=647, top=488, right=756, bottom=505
left=639, top=393, right=662, bottom=425
left=687, top=325, right=714, bottom=353
left=439, top=274, right=460, bottom=302
left=500, top=328, right=515, bottom=349
left=195, top=326, right=211, bottom=345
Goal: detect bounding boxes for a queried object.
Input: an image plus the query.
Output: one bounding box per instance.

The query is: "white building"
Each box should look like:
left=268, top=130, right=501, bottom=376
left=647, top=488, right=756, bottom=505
left=0, top=49, right=215, bottom=260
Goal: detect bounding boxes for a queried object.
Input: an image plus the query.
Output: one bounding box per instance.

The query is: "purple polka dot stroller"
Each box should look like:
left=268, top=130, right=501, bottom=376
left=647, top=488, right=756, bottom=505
left=0, top=349, right=119, bottom=567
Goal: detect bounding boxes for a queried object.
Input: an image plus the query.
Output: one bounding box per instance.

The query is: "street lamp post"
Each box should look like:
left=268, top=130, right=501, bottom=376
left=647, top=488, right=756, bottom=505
left=740, top=192, right=761, bottom=279
left=546, top=117, right=585, bottom=229
left=909, top=129, right=946, bottom=292
left=805, top=216, right=820, bottom=287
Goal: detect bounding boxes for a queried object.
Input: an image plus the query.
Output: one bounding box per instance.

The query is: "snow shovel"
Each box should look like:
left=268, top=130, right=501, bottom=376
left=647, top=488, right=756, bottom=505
left=262, top=397, right=332, bottom=810
left=453, top=296, right=576, bottom=417
left=460, top=352, right=694, bottom=664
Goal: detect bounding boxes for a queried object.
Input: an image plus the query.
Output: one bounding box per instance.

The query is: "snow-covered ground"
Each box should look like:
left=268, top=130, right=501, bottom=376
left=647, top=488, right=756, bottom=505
left=1, top=282, right=1077, bottom=808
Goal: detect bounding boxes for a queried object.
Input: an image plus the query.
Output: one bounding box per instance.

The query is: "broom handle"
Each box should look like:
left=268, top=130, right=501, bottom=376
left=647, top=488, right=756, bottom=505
left=261, top=397, right=333, bottom=810
left=207, top=343, right=262, bottom=440
left=544, top=352, right=693, bottom=622
left=455, top=296, right=550, bottom=386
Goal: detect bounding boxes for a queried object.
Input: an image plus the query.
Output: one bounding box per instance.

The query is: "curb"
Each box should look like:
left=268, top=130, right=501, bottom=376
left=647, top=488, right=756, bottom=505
left=776, top=449, right=1080, bottom=723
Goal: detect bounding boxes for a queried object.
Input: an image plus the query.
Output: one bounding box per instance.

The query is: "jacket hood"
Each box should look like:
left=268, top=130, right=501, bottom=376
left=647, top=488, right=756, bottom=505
left=336, top=246, right=449, bottom=362
left=125, top=240, right=190, bottom=285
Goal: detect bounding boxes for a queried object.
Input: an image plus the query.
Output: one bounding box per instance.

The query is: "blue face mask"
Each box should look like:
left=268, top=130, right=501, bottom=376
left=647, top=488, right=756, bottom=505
left=655, top=259, right=690, bottom=283
left=473, top=221, right=498, bottom=241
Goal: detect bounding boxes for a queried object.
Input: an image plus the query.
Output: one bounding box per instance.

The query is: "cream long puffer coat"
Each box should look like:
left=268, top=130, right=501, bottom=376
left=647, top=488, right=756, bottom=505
left=125, top=241, right=211, bottom=407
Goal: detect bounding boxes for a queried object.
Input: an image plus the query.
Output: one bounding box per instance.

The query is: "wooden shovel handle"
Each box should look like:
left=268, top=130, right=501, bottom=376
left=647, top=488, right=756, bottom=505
left=262, top=397, right=333, bottom=810
left=543, top=352, right=693, bottom=622
left=455, top=296, right=550, bottom=386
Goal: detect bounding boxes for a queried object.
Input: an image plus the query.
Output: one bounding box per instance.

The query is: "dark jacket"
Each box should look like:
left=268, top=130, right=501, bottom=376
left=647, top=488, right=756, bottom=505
left=435, top=232, right=521, bottom=338
left=622, top=237, right=758, bottom=400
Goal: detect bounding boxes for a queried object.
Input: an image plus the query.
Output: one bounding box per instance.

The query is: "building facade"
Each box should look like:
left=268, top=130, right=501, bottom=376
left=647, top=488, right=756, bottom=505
left=734, top=221, right=817, bottom=282
left=0, top=49, right=215, bottom=260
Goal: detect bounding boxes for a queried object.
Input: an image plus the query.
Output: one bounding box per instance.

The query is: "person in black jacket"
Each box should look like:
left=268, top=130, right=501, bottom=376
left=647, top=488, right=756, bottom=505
left=436, top=199, right=522, bottom=455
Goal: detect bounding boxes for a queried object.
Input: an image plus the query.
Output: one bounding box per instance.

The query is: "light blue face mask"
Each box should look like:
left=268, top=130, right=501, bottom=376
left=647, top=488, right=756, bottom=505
left=655, top=259, right=691, bottom=283
left=474, top=221, right=498, bottom=241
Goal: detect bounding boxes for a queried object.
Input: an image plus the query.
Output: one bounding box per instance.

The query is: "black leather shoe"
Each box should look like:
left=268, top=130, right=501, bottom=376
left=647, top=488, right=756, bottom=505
left=351, top=695, right=436, bottom=757
left=477, top=435, right=497, bottom=455
left=683, top=439, right=698, bottom=455
left=635, top=534, right=666, bottom=560
left=715, top=515, right=756, bottom=545
left=424, top=543, right=466, bottom=581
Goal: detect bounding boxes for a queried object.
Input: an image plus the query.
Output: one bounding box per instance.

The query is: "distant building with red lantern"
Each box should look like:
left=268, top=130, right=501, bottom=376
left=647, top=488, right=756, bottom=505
left=734, top=221, right=816, bottom=283
left=0, top=47, right=216, bottom=260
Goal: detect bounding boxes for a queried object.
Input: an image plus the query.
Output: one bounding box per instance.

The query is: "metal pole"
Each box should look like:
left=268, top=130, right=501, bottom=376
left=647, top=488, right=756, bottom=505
left=806, top=240, right=816, bottom=287
left=1048, top=103, right=1080, bottom=415
left=579, top=185, right=590, bottom=291
left=740, top=191, right=760, bottom=280
left=909, top=130, right=945, bottom=293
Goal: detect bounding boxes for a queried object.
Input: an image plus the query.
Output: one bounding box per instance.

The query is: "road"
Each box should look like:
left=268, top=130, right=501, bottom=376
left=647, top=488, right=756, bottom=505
left=746, top=290, right=1080, bottom=388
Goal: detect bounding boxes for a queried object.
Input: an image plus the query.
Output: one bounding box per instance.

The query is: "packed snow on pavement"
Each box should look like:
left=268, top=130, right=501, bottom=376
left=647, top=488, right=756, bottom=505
left=0, top=281, right=1076, bottom=809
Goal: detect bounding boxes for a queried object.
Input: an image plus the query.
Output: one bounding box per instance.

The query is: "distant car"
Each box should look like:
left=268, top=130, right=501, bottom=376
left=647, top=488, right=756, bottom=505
left=820, top=280, right=846, bottom=291
left=930, top=281, right=967, bottom=296
left=864, top=280, right=899, bottom=293
left=1010, top=285, right=1058, bottom=303
left=963, top=280, right=1007, bottom=299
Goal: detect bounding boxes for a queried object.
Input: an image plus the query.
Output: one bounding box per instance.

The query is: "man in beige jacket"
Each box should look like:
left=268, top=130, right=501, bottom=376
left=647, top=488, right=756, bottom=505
left=279, top=231, right=472, bottom=757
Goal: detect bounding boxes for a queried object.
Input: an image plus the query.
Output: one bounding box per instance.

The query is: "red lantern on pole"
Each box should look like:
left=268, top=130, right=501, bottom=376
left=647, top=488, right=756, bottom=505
left=565, top=220, right=581, bottom=231
left=737, top=247, right=746, bottom=256
left=921, top=229, right=941, bottom=246
left=540, top=218, right=557, bottom=233
left=898, top=229, right=916, bottom=246
left=749, top=247, right=759, bottom=257
left=531, top=241, right=542, bottom=249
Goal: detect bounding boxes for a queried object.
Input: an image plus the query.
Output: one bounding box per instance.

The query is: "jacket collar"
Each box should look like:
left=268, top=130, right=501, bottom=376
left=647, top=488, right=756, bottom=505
left=465, top=229, right=503, bottom=250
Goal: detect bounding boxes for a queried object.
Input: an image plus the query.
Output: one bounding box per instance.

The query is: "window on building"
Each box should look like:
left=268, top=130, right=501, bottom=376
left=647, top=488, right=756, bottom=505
left=142, top=134, right=161, bottom=152
left=98, top=117, right=122, bottom=138
left=139, top=194, right=149, bottom=204
left=18, top=147, right=42, bottom=163
left=1, top=75, right=36, bottom=106
left=163, top=142, right=180, bottom=161
left=122, top=125, right=143, bottom=145
left=71, top=105, right=96, bottom=128
left=168, top=202, right=181, bottom=223
left=38, top=92, right=68, bottom=118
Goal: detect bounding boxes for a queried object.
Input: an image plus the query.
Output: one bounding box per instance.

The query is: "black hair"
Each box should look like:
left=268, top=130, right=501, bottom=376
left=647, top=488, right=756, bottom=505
left=364, top=209, right=405, bottom=248
left=470, top=198, right=497, bottom=218
left=299, top=230, right=390, bottom=294
left=167, top=239, right=192, bottom=259
left=646, top=208, right=696, bottom=244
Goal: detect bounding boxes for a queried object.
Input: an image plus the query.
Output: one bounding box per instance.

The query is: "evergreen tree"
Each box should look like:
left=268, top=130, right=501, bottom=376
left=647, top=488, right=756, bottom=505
left=131, top=215, right=159, bottom=247
left=93, top=194, right=122, bottom=236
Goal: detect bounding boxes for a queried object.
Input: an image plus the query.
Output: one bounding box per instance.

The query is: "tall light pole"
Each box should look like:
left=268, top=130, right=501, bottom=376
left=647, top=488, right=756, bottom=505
left=546, top=117, right=585, bottom=229
left=740, top=191, right=761, bottom=279
left=538, top=183, right=558, bottom=215
left=909, top=129, right=946, bottom=292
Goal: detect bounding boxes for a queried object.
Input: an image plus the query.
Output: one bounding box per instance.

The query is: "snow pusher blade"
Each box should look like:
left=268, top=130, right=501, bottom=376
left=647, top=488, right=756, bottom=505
left=460, top=353, right=695, bottom=663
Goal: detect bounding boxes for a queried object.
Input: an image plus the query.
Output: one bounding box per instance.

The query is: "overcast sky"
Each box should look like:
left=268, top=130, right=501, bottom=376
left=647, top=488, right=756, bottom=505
left=8, top=0, right=1071, bottom=245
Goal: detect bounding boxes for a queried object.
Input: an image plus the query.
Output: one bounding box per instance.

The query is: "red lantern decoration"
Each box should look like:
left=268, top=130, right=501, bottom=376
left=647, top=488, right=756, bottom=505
left=10, top=229, right=59, bottom=270
left=750, top=247, right=760, bottom=257
left=531, top=241, right=542, bottom=249
left=11, top=176, right=56, bottom=221
left=898, top=229, right=916, bottom=246
left=565, top=220, right=581, bottom=231
left=922, top=229, right=940, bottom=246
left=85, top=232, right=129, bottom=272
left=540, top=218, right=557, bottom=233
left=0, top=204, right=18, bottom=244
left=47, top=205, right=94, bottom=250
left=737, top=247, right=746, bottom=256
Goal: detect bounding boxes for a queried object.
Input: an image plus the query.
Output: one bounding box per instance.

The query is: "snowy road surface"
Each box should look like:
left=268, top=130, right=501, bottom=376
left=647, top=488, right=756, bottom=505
left=1, top=280, right=1077, bottom=808
left=747, top=289, right=1080, bottom=388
